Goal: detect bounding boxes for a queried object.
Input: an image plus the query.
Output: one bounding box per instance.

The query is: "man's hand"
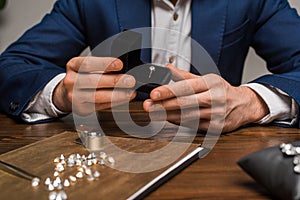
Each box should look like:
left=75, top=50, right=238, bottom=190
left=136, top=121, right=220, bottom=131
left=143, top=64, right=269, bottom=133
left=53, top=57, right=136, bottom=115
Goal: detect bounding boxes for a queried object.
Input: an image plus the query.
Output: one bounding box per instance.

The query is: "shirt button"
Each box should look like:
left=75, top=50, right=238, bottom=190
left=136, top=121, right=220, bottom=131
left=173, top=13, right=178, bottom=21
left=169, top=56, right=175, bottom=63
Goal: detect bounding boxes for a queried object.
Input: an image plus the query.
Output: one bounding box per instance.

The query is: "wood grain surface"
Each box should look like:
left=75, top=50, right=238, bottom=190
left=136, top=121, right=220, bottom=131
left=0, top=131, right=199, bottom=200
left=1, top=102, right=300, bottom=199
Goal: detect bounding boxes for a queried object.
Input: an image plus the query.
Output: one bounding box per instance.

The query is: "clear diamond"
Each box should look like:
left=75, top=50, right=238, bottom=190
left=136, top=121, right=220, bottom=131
left=55, top=163, right=65, bottom=172
left=294, top=164, right=300, bottom=173
left=99, top=152, right=107, bottom=159
left=54, top=157, right=60, bottom=163
left=48, top=184, right=55, bottom=191
left=54, top=171, right=60, bottom=177
left=93, top=171, right=100, bottom=178
left=58, top=190, right=68, bottom=200
left=107, top=156, right=115, bottom=164
left=48, top=191, right=57, bottom=200
left=87, top=175, right=95, bottom=181
left=76, top=171, right=84, bottom=178
left=60, top=154, right=65, bottom=160
left=69, top=175, right=77, bottom=182
left=44, top=177, right=51, bottom=185
left=31, top=177, right=40, bottom=187
left=85, top=168, right=92, bottom=175
left=98, top=159, right=105, bottom=165
left=63, top=179, right=70, bottom=187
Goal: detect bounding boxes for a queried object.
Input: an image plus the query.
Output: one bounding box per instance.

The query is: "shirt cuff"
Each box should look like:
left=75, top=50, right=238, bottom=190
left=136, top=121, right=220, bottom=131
left=21, top=73, right=68, bottom=123
left=245, top=83, right=298, bottom=126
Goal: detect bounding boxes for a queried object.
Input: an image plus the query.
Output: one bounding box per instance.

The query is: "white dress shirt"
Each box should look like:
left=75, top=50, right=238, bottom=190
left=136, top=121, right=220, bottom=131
left=22, top=0, right=298, bottom=125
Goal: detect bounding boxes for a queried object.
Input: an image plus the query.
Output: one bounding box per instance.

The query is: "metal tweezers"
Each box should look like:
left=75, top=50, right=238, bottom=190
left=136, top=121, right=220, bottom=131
left=0, top=160, right=40, bottom=181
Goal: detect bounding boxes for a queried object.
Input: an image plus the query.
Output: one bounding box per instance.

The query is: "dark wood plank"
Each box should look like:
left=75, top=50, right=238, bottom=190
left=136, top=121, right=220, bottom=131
left=0, top=101, right=300, bottom=199
left=0, top=114, right=75, bottom=154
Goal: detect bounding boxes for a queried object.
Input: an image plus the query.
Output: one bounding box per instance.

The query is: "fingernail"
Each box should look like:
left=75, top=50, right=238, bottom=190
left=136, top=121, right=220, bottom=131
left=144, top=100, right=153, bottom=109
left=112, top=59, right=122, bottom=70
left=152, top=91, right=160, bottom=99
left=123, top=76, right=134, bottom=87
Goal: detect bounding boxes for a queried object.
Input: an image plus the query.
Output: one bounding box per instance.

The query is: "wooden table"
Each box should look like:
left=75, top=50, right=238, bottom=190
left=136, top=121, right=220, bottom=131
left=1, top=102, right=300, bottom=199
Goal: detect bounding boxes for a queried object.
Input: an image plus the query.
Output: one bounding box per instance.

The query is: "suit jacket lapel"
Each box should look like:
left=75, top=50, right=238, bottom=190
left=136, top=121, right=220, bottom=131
left=191, top=0, right=228, bottom=75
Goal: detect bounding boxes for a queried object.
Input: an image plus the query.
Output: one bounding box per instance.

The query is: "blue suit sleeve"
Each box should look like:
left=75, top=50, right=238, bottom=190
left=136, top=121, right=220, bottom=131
left=0, top=0, right=87, bottom=119
left=250, top=0, right=300, bottom=128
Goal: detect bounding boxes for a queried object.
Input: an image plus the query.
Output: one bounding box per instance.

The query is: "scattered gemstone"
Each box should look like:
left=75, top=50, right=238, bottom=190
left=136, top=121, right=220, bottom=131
left=67, top=160, right=75, bottom=167
left=54, top=177, right=62, bottom=184
left=294, top=155, right=300, bottom=165
left=55, top=163, right=65, bottom=172
left=53, top=180, right=59, bottom=188
left=34, top=152, right=111, bottom=199
left=63, top=179, right=70, bottom=187
left=93, top=171, right=100, bottom=178
left=99, top=152, right=107, bottom=159
left=54, top=171, right=60, bottom=177
left=53, top=157, right=60, bottom=163
left=87, top=160, right=93, bottom=166
left=48, top=191, right=57, bottom=200
left=280, top=143, right=300, bottom=174
left=81, top=164, right=88, bottom=169
left=75, top=160, right=82, bottom=166
left=92, top=158, right=98, bottom=165
left=107, top=156, right=115, bottom=164
left=296, top=147, right=300, bottom=154
left=31, top=177, right=40, bottom=187
left=90, top=152, right=96, bottom=159
left=60, top=160, right=66, bottom=165
left=48, top=184, right=55, bottom=191
left=87, top=175, right=95, bottom=181
left=57, top=183, right=64, bottom=190
left=85, top=168, right=92, bottom=175
left=77, top=167, right=84, bottom=173
left=98, top=159, right=105, bottom=165
left=60, top=154, right=65, bottom=160
left=294, top=165, right=300, bottom=173
left=58, top=190, right=68, bottom=200
left=76, top=171, right=84, bottom=178
left=69, top=175, right=77, bottom=182
left=44, top=177, right=51, bottom=185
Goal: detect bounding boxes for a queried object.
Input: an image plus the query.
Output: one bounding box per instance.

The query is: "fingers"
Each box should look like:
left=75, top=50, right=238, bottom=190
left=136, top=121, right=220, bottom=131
left=62, top=56, right=138, bottom=116
left=67, top=56, right=123, bottom=73
left=149, top=78, right=208, bottom=101
left=148, top=107, right=222, bottom=122
left=146, top=74, right=227, bottom=112
left=144, top=91, right=212, bottom=111
left=75, top=73, right=136, bottom=89
left=166, top=64, right=199, bottom=81
left=95, top=92, right=136, bottom=111
left=144, top=72, right=245, bottom=133
left=73, top=89, right=136, bottom=104
left=72, top=89, right=136, bottom=115
left=148, top=108, right=225, bottom=132
left=64, top=57, right=136, bottom=90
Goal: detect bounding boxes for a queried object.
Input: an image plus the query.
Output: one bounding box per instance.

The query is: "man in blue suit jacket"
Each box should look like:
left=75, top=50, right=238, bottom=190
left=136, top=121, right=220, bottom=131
left=0, top=0, right=300, bottom=132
